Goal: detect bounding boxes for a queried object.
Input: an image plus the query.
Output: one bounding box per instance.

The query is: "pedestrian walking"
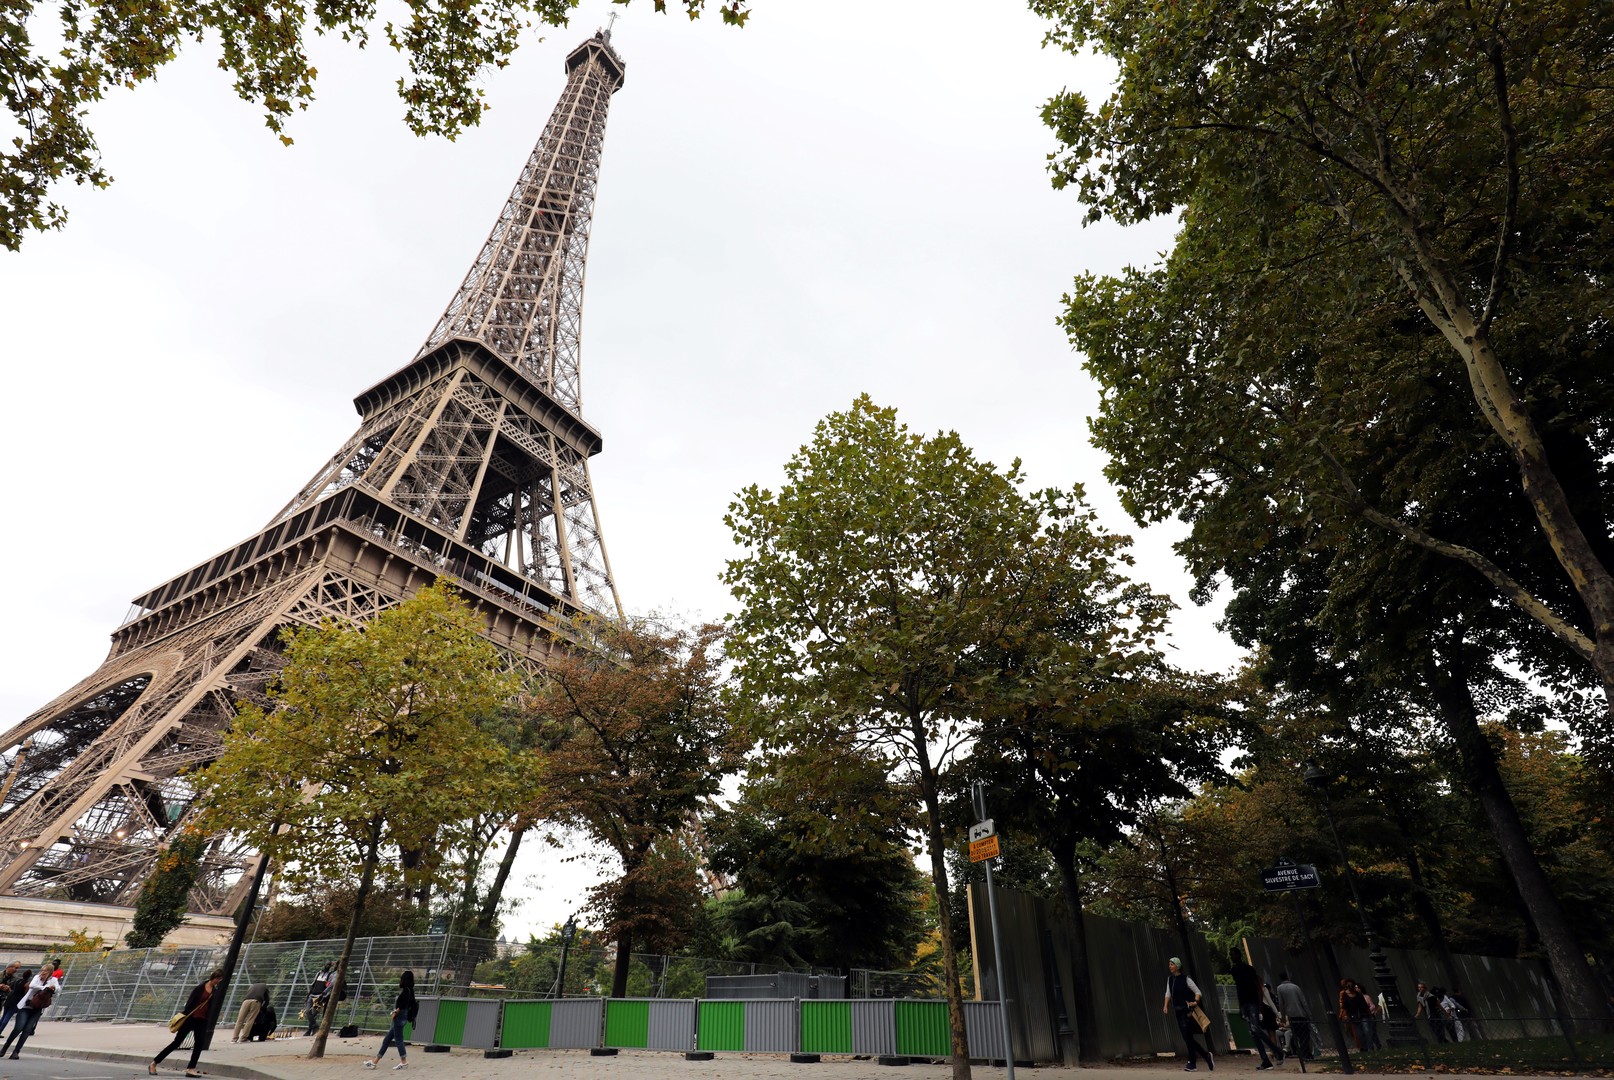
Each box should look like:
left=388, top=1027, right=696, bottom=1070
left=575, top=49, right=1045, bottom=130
left=0, top=964, right=26, bottom=1036
left=1413, top=982, right=1447, bottom=1041
left=305, top=963, right=333, bottom=1036
left=1, top=964, right=62, bottom=1059
left=1230, top=950, right=1283, bottom=1070
left=149, top=969, right=223, bottom=1076
left=1162, top=956, right=1216, bottom=1072
left=233, top=981, right=270, bottom=1043
left=362, top=970, right=418, bottom=1070
left=1273, top=971, right=1316, bottom=1061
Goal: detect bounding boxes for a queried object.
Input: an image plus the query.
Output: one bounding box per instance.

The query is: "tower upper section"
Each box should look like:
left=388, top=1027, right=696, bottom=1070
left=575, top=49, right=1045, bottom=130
left=416, top=31, right=627, bottom=414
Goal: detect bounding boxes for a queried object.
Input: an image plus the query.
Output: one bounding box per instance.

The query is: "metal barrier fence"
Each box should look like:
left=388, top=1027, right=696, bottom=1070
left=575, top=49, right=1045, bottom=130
left=406, top=995, right=1004, bottom=1059
left=43, top=935, right=927, bottom=1031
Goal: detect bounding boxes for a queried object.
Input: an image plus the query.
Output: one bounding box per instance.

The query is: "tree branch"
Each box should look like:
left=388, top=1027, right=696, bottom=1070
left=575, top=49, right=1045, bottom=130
left=1477, top=34, right=1520, bottom=336
left=1319, top=449, right=1594, bottom=661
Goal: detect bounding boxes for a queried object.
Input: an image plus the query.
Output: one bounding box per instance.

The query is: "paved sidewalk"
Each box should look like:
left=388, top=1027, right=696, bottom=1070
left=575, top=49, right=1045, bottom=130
left=11, top=1020, right=1411, bottom=1079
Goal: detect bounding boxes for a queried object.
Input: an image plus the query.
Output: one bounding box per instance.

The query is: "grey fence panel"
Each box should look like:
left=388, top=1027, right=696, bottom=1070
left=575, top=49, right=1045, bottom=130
left=646, top=999, right=697, bottom=1051
left=413, top=999, right=440, bottom=1044
left=550, top=998, right=604, bottom=1049
left=462, top=1000, right=501, bottom=1049
left=742, top=998, right=798, bottom=1053
left=965, top=1001, right=1006, bottom=1062
left=851, top=999, right=896, bottom=1056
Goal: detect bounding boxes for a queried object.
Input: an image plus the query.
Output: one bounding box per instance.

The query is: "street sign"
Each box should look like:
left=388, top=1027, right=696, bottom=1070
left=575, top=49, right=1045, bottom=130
left=969, top=819, right=995, bottom=842
left=969, top=834, right=1001, bottom=862
left=1260, top=863, right=1321, bottom=891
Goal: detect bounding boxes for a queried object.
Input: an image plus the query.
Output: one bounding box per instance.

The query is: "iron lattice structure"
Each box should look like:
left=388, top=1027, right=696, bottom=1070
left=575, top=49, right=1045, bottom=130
left=0, top=32, right=628, bottom=915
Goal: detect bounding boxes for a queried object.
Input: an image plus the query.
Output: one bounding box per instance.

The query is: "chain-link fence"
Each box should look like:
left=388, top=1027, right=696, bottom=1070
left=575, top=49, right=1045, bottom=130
left=46, top=936, right=923, bottom=1032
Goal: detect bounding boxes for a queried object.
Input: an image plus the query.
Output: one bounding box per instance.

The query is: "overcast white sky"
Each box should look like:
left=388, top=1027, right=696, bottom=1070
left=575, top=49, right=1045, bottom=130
left=0, top=0, right=1243, bottom=941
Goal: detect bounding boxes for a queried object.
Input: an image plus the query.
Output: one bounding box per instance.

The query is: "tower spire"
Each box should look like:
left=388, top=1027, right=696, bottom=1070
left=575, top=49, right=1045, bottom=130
left=418, top=32, right=626, bottom=412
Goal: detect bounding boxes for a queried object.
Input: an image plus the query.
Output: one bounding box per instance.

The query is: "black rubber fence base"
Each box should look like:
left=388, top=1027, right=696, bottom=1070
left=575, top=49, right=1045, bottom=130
left=424, top=1045, right=450, bottom=1054
left=790, top=1053, right=822, bottom=1064
left=589, top=1048, right=619, bottom=1056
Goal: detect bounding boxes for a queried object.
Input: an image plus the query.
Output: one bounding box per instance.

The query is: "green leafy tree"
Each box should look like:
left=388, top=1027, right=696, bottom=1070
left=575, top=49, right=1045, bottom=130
left=253, top=885, right=429, bottom=942
left=723, top=395, right=1161, bottom=1078
left=956, top=663, right=1236, bottom=1059
left=704, top=745, right=929, bottom=974
left=191, top=579, right=520, bottom=1057
left=523, top=614, right=748, bottom=998
left=1036, top=0, right=1614, bottom=1019
left=1, top=0, right=752, bottom=250
left=1036, top=0, right=1614, bottom=716
left=125, top=832, right=208, bottom=948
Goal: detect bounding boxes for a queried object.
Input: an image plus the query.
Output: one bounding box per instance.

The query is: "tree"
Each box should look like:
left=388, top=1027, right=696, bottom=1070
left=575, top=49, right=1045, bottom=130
left=1036, top=0, right=1614, bottom=1019
left=125, top=832, right=208, bottom=948
left=522, top=614, right=747, bottom=998
left=252, top=885, right=429, bottom=942
left=1, top=0, right=751, bottom=250
left=1036, top=0, right=1614, bottom=714
left=723, top=395, right=1163, bottom=1079
left=704, top=744, right=929, bottom=974
left=957, top=662, right=1237, bottom=1059
left=191, top=579, right=520, bottom=1057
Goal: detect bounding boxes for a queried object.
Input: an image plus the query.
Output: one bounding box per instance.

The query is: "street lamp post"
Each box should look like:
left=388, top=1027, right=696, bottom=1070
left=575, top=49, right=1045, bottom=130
left=1303, top=762, right=1416, bottom=1047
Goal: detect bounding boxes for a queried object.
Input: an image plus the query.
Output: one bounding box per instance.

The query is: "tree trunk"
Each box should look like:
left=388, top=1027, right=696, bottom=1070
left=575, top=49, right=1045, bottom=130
left=311, top=820, right=381, bottom=1058
left=1426, top=634, right=1609, bottom=1019
left=609, top=931, right=633, bottom=999
left=472, top=822, right=527, bottom=940
left=914, top=730, right=971, bottom=1080
left=1401, top=846, right=1462, bottom=991
left=1051, top=842, right=1100, bottom=1062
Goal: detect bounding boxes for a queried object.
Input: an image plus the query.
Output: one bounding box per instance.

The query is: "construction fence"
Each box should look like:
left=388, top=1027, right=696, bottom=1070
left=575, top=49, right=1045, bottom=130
left=42, top=935, right=936, bottom=1030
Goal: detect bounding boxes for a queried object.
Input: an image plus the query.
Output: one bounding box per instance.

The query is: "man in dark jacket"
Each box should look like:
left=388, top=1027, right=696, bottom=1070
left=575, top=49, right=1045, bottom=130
left=1230, top=951, right=1283, bottom=1070
left=232, top=981, right=270, bottom=1043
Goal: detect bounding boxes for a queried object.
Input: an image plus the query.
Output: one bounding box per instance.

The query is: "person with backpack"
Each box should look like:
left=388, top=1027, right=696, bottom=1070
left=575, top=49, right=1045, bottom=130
left=362, top=970, right=418, bottom=1071
left=0, top=964, right=27, bottom=1038
left=149, top=969, right=223, bottom=1076
left=1, top=963, right=62, bottom=1058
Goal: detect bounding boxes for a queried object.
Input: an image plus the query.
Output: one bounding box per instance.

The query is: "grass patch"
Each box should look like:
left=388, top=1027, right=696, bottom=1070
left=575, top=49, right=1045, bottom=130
left=1320, top=1034, right=1614, bottom=1074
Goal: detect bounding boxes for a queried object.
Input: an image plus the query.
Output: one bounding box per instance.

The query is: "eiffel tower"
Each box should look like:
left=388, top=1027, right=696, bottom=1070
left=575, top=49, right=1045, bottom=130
left=0, top=31, right=628, bottom=918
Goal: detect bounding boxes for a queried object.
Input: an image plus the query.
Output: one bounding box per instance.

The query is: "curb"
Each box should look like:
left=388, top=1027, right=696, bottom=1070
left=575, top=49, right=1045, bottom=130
left=19, top=1044, right=286, bottom=1080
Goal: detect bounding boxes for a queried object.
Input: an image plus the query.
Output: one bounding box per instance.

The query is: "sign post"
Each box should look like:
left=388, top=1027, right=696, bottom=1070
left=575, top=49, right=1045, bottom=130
left=971, top=786, right=1014, bottom=1079
left=1261, top=858, right=1354, bottom=1076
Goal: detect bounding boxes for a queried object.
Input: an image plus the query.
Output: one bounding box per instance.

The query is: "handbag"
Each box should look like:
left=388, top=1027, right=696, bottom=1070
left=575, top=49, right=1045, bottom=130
left=1188, top=1002, right=1212, bottom=1032
left=168, top=1012, right=187, bottom=1033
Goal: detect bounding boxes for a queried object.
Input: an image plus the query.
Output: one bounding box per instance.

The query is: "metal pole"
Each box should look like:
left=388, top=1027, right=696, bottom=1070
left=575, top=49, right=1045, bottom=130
left=974, top=784, right=1016, bottom=1080
left=202, top=845, right=275, bottom=1052
left=1305, top=764, right=1414, bottom=1046
left=1290, top=889, right=1354, bottom=1074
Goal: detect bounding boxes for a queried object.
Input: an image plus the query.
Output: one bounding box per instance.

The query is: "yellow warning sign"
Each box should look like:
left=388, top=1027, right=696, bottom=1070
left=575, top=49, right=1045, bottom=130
left=969, top=835, right=1000, bottom=863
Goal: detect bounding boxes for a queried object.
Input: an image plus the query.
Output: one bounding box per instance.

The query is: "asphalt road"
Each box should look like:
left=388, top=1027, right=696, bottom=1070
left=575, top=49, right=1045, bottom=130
left=0, top=1059, right=150, bottom=1080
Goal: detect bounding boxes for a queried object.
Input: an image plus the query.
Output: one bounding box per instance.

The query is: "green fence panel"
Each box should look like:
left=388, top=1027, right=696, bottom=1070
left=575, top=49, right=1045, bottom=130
left=433, top=1000, right=468, bottom=1046
left=604, top=999, right=650, bottom=1048
left=500, top=1001, right=553, bottom=1049
left=1226, top=1011, right=1254, bottom=1050
left=697, top=1001, right=745, bottom=1052
left=895, top=1000, right=950, bottom=1057
left=800, top=1001, right=853, bottom=1054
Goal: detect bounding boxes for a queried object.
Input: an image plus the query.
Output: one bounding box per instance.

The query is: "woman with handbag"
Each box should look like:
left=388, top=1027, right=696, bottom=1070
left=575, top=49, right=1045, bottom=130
left=1161, top=957, right=1216, bottom=1072
left=362, top=970, right=418, bottom=1070
left=149, top=969, right=223, bottom=1077
left=1, top=965, right=61, bottom=1059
